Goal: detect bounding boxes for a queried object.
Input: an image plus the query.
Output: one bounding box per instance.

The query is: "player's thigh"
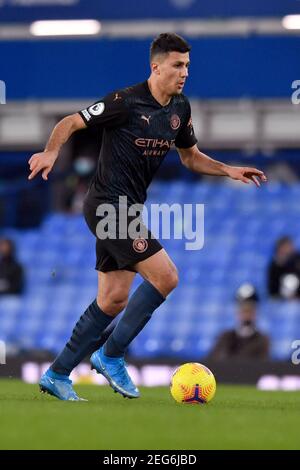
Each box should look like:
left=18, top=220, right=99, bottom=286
left=134, top=249, right=178, bottom=297
left=97, top=269, right=136, bottom=307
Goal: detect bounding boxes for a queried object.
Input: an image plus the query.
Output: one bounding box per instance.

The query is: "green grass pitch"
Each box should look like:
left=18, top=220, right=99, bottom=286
left=0, top=379, right=299, bottom=450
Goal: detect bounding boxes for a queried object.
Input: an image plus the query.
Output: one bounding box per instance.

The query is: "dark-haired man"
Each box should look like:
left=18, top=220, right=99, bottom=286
left=209, top=284, right=269, bottom=360
left=268, top=236, right=300, bottom=299
left=28, top=33, right=267, bottom=401
left=0, top=239, right=24, bottom=295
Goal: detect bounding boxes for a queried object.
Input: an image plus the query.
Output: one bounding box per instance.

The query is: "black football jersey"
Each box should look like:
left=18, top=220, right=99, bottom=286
left=79, top=81, right=197, bottom=208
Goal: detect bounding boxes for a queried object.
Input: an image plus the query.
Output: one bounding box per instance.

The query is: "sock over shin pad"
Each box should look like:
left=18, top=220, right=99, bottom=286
left=51, top=299, right=114, bottom=376
left=104, top=280, right=165, bottom=357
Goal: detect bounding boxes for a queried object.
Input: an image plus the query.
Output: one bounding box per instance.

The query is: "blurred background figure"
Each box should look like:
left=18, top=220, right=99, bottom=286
left=0, top=239, right=24, bottom=295
left=62, top=156, right=95, bottom=213
left=268, top=237, right=300, bottom=299
left=209, top=284, right=269, bottom=360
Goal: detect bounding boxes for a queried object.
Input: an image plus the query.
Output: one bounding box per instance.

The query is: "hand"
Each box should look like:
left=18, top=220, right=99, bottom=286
left=28, top=150, right=58, bottom=181
left=226, top=166, right=267, bottom=187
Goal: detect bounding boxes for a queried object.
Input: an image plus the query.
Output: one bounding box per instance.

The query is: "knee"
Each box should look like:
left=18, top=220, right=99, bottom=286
left=97, top=289, right=128, bottom=316
left=154, top=266, right=179, bottom=297
left=165, top=267, right=179, bottom=293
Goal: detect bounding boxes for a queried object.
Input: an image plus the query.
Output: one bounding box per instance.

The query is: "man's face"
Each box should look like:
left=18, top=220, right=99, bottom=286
left=0, top=240, right=11, bottom=257
left=151, top=51, right=190, bottom=95
left=238, top=302, right=256, bottom=324
left=277, top=240, right=295, bottom=262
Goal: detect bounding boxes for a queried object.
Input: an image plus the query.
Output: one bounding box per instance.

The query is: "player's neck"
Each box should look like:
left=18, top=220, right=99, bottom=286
left=147, top=78, right=171, bottom=107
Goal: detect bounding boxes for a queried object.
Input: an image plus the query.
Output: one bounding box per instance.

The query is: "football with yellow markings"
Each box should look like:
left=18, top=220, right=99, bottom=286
left=170, top=363, right=216, bottom=404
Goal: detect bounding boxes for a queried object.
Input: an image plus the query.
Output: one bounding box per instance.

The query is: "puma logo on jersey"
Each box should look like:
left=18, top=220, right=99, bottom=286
left=113, top=93, right=122, bottom=101
left=141, top=114, right=151, bottom=125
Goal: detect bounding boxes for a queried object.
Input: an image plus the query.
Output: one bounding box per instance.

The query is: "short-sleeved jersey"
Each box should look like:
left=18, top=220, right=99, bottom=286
left=79, top=81, right=197, bottom=208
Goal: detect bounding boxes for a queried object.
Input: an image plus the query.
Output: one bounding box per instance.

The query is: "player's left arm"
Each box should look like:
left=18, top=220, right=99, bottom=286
left=178, top=144, right=267, bottom=187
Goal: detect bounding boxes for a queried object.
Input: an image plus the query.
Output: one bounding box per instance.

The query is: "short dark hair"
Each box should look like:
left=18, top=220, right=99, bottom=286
left=150, top=33, right=191, bottom=61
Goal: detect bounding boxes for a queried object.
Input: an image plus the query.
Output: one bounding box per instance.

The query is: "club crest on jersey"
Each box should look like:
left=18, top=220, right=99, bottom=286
left=133, top=238, right=148, bottom=253
left=88, top=102, right=105, bottom=116
left=170, top=114, right=180, bottom=130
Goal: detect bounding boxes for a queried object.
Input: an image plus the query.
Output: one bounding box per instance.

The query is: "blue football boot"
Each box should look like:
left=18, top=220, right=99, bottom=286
left=90, top=347, right=140, bottom=399
left=39, top=369, right=87, bottom=401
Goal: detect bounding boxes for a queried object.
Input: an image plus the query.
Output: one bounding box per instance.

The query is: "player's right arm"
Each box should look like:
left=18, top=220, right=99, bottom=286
left=28, top=91, right=128, bottom=181
left=28, top=113, right=86, bottom=180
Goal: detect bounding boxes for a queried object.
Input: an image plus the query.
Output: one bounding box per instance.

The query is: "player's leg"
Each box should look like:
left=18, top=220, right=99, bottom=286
left=50, top=269, right=135, bottom=374
left=91, top=249, right=178, bottom=398
left=104, top=249, right=177, bottom=357
left=40, top=270, right=135, bottom=400
left=135, top=248, right=178, bottom=297
left=96, top=269, right=136, bottom=315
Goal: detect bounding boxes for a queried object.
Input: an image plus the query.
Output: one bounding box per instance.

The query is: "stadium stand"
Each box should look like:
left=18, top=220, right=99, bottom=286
left=1, top=181, right=300, bottom=361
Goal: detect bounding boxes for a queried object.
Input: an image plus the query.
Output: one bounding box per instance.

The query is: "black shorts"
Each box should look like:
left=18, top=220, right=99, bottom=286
left=83, top=202, right=163, bottom=272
